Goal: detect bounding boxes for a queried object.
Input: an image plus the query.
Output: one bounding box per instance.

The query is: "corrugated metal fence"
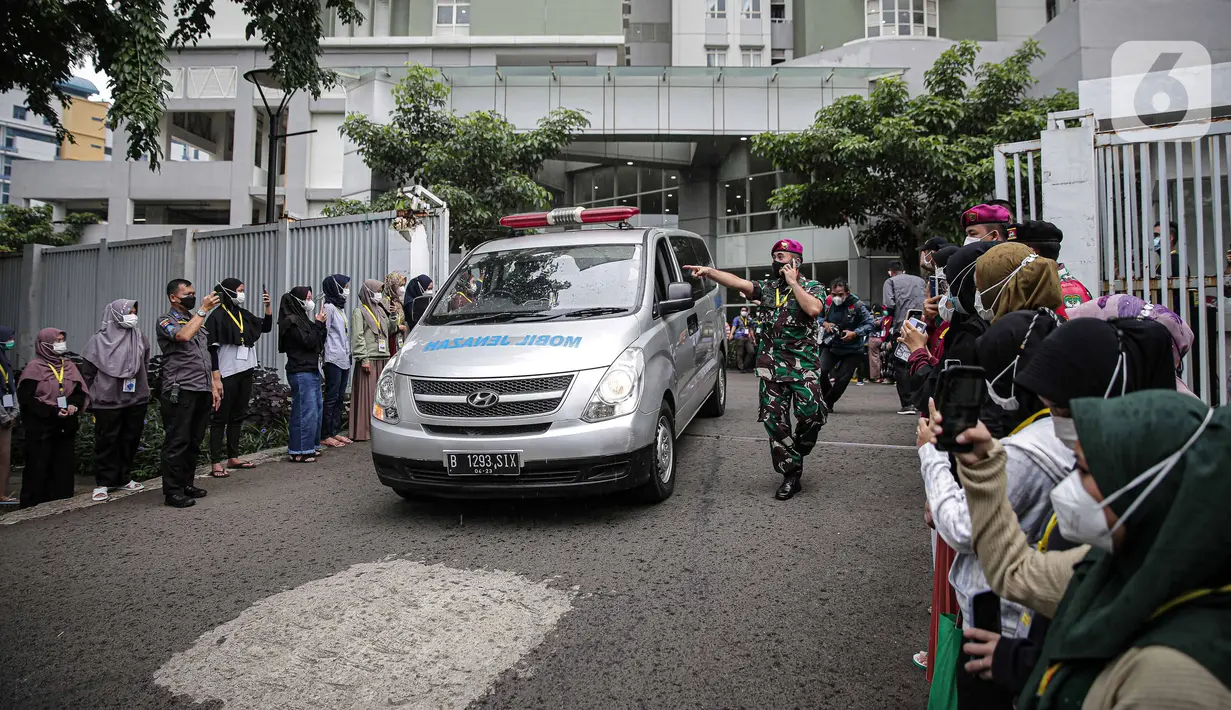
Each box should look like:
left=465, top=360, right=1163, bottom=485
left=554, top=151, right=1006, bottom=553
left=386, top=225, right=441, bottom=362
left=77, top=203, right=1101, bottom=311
left=9, top=212, right=399, bottom=374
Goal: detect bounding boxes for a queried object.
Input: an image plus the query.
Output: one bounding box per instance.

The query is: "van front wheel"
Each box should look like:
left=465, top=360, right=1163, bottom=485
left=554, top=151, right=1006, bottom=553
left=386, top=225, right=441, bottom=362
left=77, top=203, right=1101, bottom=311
left=635, top=402, right=676, bottom=503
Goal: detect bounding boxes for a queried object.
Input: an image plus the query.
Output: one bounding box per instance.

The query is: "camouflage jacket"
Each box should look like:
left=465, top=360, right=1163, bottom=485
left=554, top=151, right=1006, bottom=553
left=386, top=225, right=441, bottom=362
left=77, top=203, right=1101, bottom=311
left=750, top=277, right=827, bottom=381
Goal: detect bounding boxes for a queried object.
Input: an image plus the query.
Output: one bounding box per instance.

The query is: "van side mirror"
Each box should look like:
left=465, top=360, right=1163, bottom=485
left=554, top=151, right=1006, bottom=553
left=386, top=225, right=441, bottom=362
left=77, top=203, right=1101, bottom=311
left=659, top=281, right=694, bottom=315
left=410, top=294, right=432, bottom=323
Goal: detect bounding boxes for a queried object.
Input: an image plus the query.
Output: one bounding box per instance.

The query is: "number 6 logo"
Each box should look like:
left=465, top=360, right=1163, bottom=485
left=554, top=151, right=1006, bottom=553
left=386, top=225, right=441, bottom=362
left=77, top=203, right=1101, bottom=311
left=1110, top=41, right=1212, bottom=141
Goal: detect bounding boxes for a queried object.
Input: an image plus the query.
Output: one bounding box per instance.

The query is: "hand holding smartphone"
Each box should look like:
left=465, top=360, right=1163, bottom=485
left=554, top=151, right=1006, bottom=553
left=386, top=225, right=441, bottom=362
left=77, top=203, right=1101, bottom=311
left=935, top=365, right=986, bottom=453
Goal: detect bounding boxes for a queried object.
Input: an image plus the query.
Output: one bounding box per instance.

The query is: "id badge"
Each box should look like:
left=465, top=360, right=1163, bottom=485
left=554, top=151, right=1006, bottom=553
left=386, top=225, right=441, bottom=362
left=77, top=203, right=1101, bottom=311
left=236, top=346, right=250, bottom=361
left=123, top=378, right=137, bottom=393
left=377, top=340, right=387, bottom=353
left=2, top=394, right=12, bottom=408
left=57, top=396, right=69, bottom=409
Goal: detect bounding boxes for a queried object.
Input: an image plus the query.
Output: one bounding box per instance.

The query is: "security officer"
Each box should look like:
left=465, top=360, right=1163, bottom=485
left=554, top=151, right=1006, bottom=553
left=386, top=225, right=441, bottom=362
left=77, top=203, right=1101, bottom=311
left=685, top=238, right=826, bottom=500
left=157, top=279, right=221, bottom=508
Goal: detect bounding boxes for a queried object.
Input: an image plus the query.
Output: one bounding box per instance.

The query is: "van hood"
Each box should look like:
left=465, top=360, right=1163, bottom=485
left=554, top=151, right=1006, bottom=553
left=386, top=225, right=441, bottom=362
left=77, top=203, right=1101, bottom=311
left=394, top=316, right=641, bottom=378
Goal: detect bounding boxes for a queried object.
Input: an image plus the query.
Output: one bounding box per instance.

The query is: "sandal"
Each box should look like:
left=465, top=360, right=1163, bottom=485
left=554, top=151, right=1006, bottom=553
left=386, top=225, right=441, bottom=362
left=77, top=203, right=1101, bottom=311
left=92, top=487, right=109, bottom=502
left=912, top=651, right=928, bottom=670
left=117, top=480, right=145, bottom=492
left=288, top=455, right=317, bottom=464
left=210, top=465, right=231, bottom=478
left=322, top=438, right=346, bottom=448
left=336, top=436, right=353, bottom=444
left=0, top=495, right=18, bottom=505
left=227, top=460, right=258, bottom=469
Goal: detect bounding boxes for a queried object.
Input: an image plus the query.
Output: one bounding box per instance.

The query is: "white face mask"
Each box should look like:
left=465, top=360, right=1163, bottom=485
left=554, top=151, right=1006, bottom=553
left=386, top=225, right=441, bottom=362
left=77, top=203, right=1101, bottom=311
left=342, top=288, right=351, bottom=299
left=303, top=299, right=316, bottom=315
left=233, top=291, right=247, bottom=306
left=1050, top=407, right=1215, bottom=552
left=398, top=286, right=407, bottom=297
left=974, top=253, right=1037, bottom=322
left=119, top=314, right=139, bottom=329
left=937, top=295, right=955, bottom=323
left=964, top=236, right=982, bottom=246
left=52, top=341, right=68, bottom=354
left=1052, top=415, right=1079, bottom=451
left=986, top=357, right=1020, bottom=411
left=371, top=293, right=383, bottom=302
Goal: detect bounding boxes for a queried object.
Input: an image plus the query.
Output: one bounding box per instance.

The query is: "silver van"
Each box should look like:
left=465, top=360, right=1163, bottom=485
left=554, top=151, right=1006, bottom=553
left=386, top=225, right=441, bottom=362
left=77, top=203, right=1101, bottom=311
left=370, top=221, right=728, bottom=503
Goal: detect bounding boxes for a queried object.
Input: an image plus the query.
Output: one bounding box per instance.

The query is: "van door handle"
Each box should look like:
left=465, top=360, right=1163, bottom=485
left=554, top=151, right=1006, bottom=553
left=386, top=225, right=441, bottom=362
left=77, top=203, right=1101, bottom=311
left=687, top=314, right=699, bottom=334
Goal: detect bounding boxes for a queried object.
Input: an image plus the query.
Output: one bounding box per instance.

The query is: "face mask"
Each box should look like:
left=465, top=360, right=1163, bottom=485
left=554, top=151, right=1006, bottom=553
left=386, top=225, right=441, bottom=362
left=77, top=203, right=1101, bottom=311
left=2, top=340, right=14, bottom=350
left=937, top=296, right=955, bottom=323
left=740, top=310, right=749, bottom=317
left=303, top=299, right=316, bottom=315
left=119, top=314, right=139, bottom=329
left=1050, top=407, right=1215, bottom=552
left=52, top=342, right=68, bottom=354
left=398, top=286, right=407, bottom=297
left=233, top=291, right=247, bottom=306
left=179, top=295, right=197, bottom=311
left=964, top=236, right=982, bottom=246
left=775, top=258, right=799, bottom=278
left=973, top=253, right=1037, bottom=321
left=985, top=311, right=1045, bottom=412
left=1052, top=415, right=1079, bottom=451
left=342, top=288, right=351, bottom=299
left=1152, top=235, right=1161, bottom=252
left=371, top=293, right=383, bottom=302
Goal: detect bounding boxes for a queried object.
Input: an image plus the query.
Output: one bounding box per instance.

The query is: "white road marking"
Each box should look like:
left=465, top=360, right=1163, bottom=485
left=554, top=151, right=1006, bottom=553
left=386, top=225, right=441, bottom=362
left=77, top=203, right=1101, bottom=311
left=154, top=560, right=573, bottom=709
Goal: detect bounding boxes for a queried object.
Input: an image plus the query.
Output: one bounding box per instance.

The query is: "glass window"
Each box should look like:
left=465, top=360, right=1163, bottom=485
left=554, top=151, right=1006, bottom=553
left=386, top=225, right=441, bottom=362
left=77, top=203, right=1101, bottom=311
left=641, top=191, right=663, bottom=216
left=771, top=2, right=785, bottom=20
left=437, top=0, right=469, bottom=26
left=742, top=0, right=761, bottom=18
left=750, top=213, right=777, bottom=232
left=1, top=157, right=10, bottom=177
left=616, top=164, right=639, bottom=195
left=706, top=0, right=726, bottom=18
left=12, top=106, right=28, bottom=120
left=742, top=49, right=763, bottom=67
left=639, top=167, right=663, bottom=192
left=592, top=168, right=615, bottom=201
left=706, top=48, right=727, bottom=67
left=664, top=189, right=679, bottom=216
left=689, top=237, right=714, bottom=269
left=669, top=236, right=705, bottom=300
left=747, top=173, right=775, bottom=213
left=771, top=49, right=786, bottom=64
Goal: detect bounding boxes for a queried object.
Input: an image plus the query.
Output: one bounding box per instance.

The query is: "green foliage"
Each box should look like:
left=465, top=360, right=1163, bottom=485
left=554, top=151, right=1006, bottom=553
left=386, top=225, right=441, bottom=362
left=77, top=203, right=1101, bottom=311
left=1, top=0, right=361, bottom=169
left=752, top=40, right=1077, bottom=255
left=0, top=204, right=87, bottom=252
left=319, top=190, right=408, bottom=218
left=335, top=64, right=590, bottom=248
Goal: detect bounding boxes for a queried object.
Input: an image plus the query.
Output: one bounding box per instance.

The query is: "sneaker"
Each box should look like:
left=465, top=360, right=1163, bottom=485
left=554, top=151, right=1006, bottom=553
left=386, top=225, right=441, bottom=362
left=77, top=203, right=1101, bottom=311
left=855, top=381, right=866, bottom=386
left=92, top=487, right=109, bottom=502
left=912, top=651, right=928, bottom=669
left=897, top=408, right=917, bottom=415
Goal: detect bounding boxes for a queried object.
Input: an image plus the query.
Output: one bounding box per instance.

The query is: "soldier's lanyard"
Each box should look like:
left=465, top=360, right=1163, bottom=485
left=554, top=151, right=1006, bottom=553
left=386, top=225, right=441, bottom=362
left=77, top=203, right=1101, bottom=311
left=48, top=361, right=66, bottom=394
left=221, top=304, right=243, bottom=334
left=363, top=304, right=386, bottom=336
left=0, top=362, right=6, bottom=387
left=775, top=287, right=790, bottom=308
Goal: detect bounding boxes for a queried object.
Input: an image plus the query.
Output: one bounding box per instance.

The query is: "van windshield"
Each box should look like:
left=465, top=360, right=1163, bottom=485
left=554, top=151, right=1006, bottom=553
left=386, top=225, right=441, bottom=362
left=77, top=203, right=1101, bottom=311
left=425, top=244, right=644, bottom=325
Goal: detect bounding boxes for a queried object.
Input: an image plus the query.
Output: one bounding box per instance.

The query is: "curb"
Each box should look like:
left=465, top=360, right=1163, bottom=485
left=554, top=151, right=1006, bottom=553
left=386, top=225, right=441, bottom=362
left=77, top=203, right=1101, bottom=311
left=0, top=446, right=290, bottom=526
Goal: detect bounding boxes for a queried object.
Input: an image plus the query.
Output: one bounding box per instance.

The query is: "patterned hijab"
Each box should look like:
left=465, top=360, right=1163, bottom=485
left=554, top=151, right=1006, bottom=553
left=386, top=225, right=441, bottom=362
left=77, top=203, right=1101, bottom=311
left=974, top=243, right=1062, bottom=322
left=1064, top=294, right=1193, bottom=368
left=81, top=298, right=146, bottom=379
left=382, top=272, right=407, bottom=315
left=1019, top=391, right=1231, bottom=709
left=18, top=327, right=89, bottom=409
left=358, top=279, right=388, bottom=334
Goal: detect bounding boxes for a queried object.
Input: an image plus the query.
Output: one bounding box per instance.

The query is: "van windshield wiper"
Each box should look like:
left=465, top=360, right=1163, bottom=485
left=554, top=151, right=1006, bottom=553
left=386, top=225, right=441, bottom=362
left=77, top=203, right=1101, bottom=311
left=436, top=312, right=527, bottom=325
left=529, top=307, right=631, bottom=321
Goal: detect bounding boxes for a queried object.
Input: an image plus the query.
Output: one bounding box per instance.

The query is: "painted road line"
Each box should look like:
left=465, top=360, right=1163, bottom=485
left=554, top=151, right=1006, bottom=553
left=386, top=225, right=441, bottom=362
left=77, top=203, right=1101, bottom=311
left=154, top=559, right=574, bottom=710
left=683, top=433, right=916, bottom=451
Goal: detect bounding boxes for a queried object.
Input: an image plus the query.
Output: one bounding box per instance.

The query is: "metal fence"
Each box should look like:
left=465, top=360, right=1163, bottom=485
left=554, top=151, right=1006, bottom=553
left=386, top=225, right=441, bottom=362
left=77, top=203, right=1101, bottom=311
left=993, top=138, right=1043, bottom=221
left=8, top=212, right=401, bottom=375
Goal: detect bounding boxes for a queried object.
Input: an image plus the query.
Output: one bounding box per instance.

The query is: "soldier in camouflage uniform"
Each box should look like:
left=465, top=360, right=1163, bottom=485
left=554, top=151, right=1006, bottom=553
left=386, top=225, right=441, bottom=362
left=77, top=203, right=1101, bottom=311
left=685, top=239, right=827, bottom=500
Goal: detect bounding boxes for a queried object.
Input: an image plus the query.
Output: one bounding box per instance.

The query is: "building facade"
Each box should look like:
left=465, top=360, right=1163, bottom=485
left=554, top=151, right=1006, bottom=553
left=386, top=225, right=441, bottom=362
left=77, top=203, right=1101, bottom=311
left=1, top=77, right=107, bottom=205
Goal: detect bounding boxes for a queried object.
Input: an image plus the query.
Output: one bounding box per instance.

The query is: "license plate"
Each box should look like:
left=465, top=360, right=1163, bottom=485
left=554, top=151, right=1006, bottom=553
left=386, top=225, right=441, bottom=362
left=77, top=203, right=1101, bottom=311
left=444, top=451, right=522, bottom=476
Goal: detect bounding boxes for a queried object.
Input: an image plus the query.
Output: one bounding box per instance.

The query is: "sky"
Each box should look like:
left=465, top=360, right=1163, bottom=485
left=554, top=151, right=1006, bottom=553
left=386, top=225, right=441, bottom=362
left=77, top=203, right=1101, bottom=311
left=72, top=63, right=113, bottom=102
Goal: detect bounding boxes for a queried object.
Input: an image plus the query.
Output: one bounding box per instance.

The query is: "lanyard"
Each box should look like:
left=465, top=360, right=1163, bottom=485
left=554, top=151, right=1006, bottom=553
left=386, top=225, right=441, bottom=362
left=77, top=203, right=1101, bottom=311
left=0, top=361, right=6, bottom=386
left=48, top=361, right=66, bottom=393
left=363, top=304, right=385, bottom=335
left=1010, top=408, right=1051, bottom=436
left=775, top=288, right=789, bottom=308
left=221, top=304, right=243, bottom=333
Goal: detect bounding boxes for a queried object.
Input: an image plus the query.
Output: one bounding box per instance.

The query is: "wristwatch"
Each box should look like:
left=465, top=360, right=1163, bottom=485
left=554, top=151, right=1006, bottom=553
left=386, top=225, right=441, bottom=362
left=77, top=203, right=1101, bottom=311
left=196, top=308, right=209, bottom=318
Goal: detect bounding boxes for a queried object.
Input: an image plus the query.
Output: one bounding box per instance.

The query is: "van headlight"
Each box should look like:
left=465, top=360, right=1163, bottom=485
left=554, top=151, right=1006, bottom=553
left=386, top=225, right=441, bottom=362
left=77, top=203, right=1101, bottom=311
left=373, top=368, right=399, bottom=423
left=583, top=347, right=644, bottom=422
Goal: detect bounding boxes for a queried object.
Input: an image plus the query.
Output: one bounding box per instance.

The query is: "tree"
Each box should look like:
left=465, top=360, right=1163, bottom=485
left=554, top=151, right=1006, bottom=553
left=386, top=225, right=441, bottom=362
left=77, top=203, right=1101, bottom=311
left=752, top=40, right=1077, bottom=255
left=0, top=204, right=98, bottom=252
left=332, top=65, right=590, bottom=249
left=0, top=0, right=362, bottom=169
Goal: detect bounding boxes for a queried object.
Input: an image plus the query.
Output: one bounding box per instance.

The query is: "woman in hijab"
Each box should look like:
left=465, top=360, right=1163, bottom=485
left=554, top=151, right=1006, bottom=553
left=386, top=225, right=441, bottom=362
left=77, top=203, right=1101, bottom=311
left=916, top=309, right=1069, bottom=706
left=205, top=278, right=273, bottom=476
left=972, top=243, right=1063, bottom=323
left=350, top=279, right=394, bottom=442
left=279, top=287, right=327, bottom=463
left=954, top=391, right=1231, bottom=709
left=1064, top=294, right=1195, bottom=396
left=403, top=274, right=433, bottom=332
left=0, top=326, right=18, bottom=504
left=80, top=299, right=152, bottom=502
left=382, top=272, right=409, bottom=354
left=17, top=328, right=89, bottom=508
left=320, top=274, right=353, bottom=448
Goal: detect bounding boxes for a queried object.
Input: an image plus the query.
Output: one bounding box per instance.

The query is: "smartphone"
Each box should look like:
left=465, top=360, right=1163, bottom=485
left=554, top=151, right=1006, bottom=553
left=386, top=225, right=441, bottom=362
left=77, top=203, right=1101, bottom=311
left=935, top=365, right=987, bottom=453
left=906, top=308, right=923, bottom=323
left=929, top=275, right=946, bottom=298
left=972, top=591, right=1001, bottom=633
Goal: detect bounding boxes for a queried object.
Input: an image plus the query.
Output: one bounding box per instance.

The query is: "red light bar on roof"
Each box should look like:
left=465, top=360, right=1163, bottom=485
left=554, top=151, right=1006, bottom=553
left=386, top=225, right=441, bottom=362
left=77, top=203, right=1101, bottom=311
left=499, top=206, right=640, bottom=229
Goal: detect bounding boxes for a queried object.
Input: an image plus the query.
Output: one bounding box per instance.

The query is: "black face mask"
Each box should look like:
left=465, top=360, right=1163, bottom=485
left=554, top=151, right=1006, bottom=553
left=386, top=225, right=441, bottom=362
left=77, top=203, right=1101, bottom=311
left=774, top=258, right=799, bottom=279
left=179, top=295, right=197, bottom=311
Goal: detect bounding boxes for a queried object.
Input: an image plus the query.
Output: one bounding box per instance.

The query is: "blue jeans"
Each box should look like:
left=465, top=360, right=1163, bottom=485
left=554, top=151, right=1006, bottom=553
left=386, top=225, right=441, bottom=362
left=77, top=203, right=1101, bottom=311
left=287, top=371, right=323, bottom=455
left=322, top=362, right=350, bottom=438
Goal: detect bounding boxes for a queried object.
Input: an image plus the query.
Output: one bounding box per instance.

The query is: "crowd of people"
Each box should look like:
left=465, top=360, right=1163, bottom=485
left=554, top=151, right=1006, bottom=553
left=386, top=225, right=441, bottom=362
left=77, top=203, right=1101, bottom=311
left=694, top=199, right=1229, bottom=708
left=0, top=271, right=435, bottom=509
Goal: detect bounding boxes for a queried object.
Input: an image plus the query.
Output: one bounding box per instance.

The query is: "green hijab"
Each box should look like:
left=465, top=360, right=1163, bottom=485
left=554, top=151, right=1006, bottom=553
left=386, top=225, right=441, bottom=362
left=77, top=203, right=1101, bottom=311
left=1020, top=390, right=1231, bottom=709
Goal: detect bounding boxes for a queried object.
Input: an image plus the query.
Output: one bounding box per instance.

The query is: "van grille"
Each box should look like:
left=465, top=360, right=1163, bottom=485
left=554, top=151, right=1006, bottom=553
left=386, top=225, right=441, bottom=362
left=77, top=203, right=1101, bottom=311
left=410, top=374, right=574, bottom=419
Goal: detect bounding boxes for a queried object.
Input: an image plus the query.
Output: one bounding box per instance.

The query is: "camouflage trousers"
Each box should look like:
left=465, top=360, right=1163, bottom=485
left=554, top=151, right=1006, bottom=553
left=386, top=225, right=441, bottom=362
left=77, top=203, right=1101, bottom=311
left=758, top=378, right=827, bottom=477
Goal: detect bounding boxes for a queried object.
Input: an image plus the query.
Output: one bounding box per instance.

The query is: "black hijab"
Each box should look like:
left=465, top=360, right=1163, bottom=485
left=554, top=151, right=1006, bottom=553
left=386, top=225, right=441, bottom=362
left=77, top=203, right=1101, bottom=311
left=207, top=277, right=264, bottom=347
left=944, top=241, right=998, bottom=315
left=1015, top=317, right=1176, bottom=408
left=975, top=308, right=1062, bottom=431
left=932, top=245, right=961, bottom=270
left=403, top=274, right=432, bottom=314
left=322, top=274, right=350, bottom=310
left=277, top=287, right=315, bottom=353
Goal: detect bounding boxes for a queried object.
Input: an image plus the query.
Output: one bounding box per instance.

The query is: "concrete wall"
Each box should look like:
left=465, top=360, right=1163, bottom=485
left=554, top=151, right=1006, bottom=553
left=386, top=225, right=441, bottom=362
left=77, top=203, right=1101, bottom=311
left=470, top=0, right=621, bottom=36
left=792, top=0, right=863, bottom=58
left=939, top=0, right=999, bottom=42
left=784, top=37, right=1018, bottom=96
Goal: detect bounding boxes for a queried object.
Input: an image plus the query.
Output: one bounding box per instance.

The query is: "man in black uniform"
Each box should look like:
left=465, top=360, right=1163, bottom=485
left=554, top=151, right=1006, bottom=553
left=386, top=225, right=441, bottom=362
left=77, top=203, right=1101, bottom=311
left=157, top=279, right=221, bottom=508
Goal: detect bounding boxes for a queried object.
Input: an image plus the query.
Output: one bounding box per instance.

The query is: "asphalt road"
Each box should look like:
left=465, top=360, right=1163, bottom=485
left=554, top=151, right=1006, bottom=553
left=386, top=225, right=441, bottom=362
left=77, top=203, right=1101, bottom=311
left=0, top=374, right=930, bottom=710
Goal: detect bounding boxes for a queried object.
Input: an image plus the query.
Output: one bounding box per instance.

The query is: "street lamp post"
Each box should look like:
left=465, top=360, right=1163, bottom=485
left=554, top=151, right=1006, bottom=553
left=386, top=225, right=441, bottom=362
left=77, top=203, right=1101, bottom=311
left=243, top=69, right=317, bottom=223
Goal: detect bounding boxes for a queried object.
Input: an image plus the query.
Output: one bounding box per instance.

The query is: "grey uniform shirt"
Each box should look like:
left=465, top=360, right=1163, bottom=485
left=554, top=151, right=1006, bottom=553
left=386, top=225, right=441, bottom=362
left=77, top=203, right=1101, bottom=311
left=156, top=307, right=213, bottom=392
left=882, top=273, right=927, bottom=330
